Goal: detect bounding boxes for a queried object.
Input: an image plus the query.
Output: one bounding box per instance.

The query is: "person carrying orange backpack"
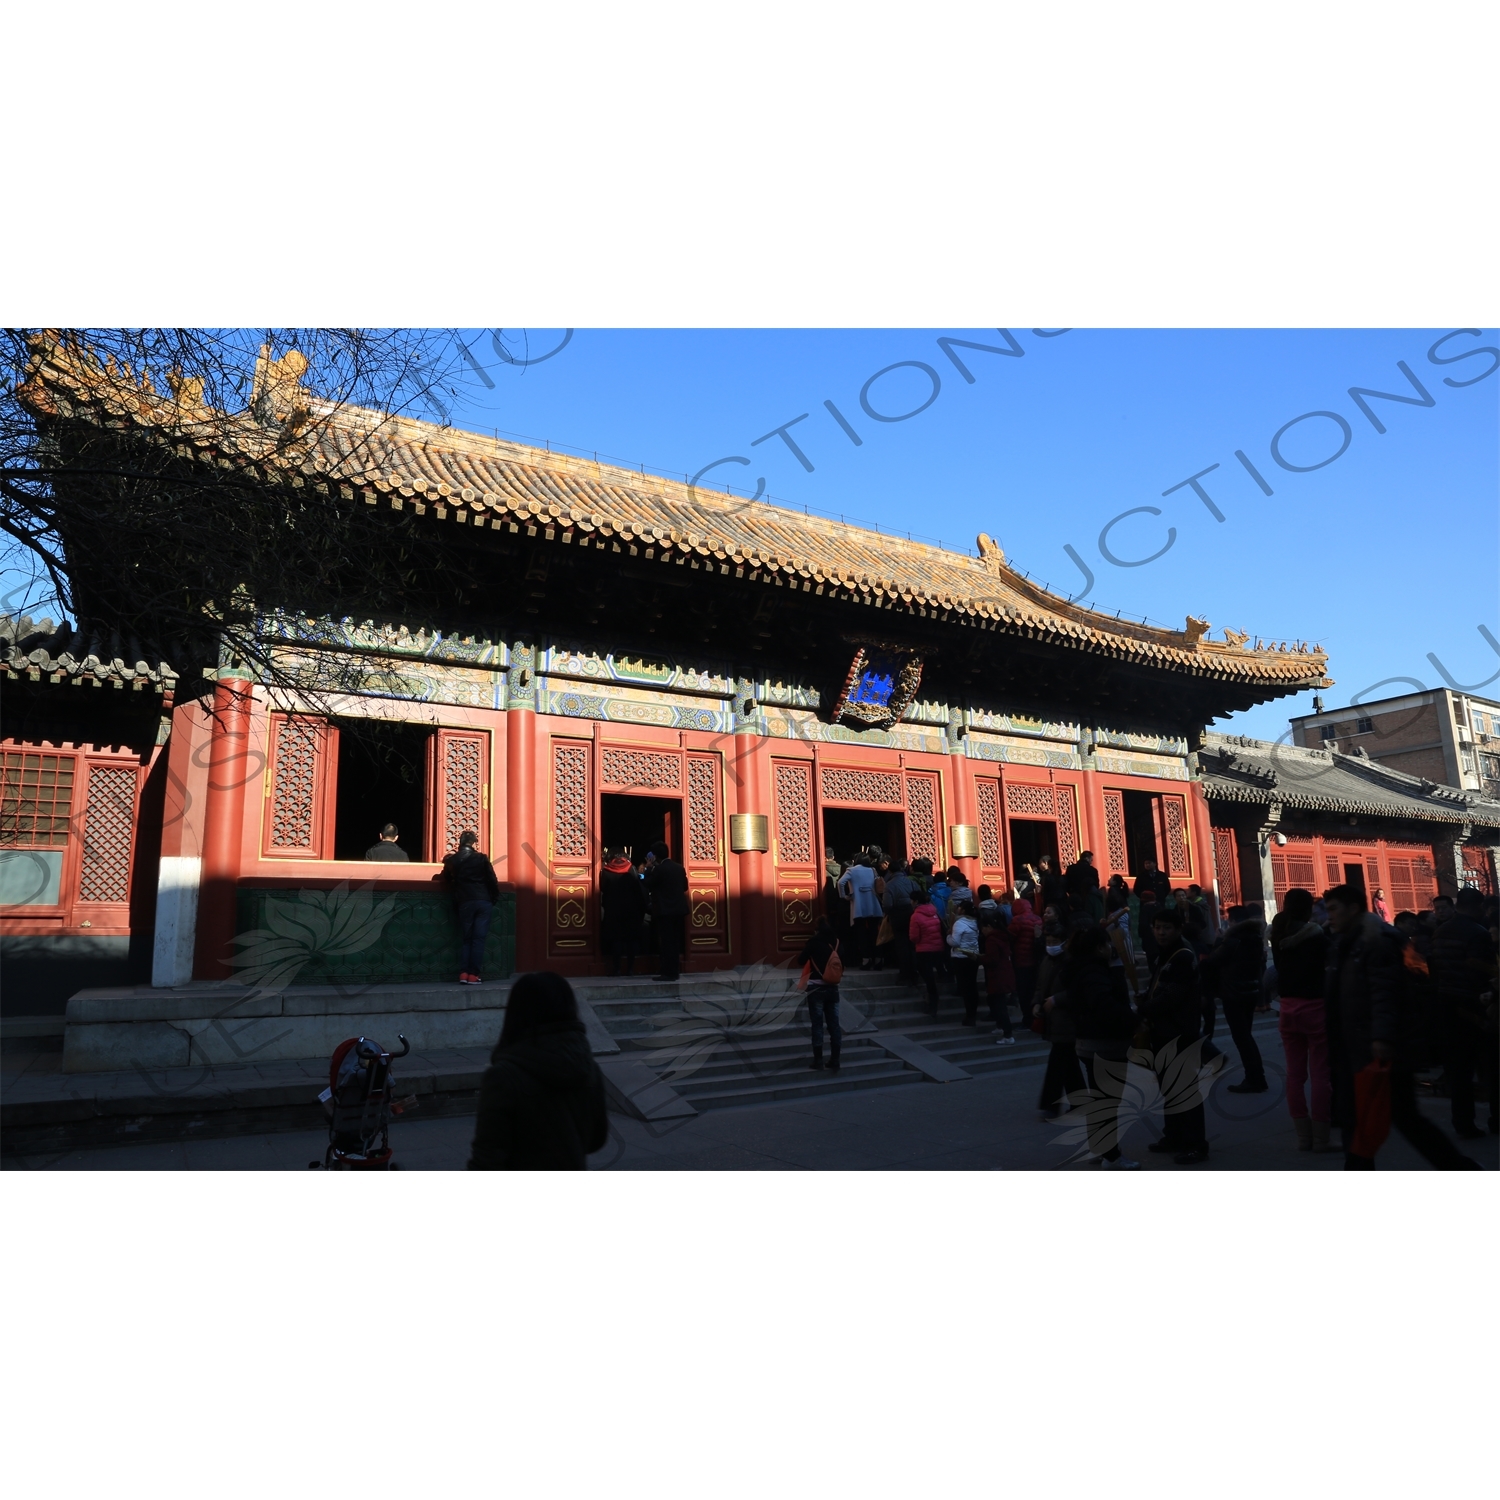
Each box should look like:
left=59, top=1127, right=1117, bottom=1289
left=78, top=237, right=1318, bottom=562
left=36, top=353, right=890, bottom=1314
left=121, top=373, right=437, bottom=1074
left=799, top=917, right=845, bottom=1071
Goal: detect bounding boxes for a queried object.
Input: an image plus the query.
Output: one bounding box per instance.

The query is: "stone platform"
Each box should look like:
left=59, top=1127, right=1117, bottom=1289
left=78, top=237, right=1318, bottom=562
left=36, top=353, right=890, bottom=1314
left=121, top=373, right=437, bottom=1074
left=60, top=979, right=515, bottom=1073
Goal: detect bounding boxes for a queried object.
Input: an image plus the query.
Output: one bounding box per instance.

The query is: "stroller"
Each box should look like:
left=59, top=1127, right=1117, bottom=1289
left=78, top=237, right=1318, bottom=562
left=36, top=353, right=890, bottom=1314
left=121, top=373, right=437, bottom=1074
left=312, top=1034, right=416, bottom=1169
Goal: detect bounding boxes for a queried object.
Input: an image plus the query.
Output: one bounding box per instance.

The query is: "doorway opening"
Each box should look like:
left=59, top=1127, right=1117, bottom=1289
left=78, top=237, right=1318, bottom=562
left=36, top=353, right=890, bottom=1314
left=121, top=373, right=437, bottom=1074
left=600, top=793, right=683, bottom=866
left=1120, top=790, right=1161, bottom=875
left=332, top=719, right=431, bottom=860
left=1008, top=818, right=1060, bottom=880
left=1341, top=861, right=1367, bottom=897
left=822, top=808, right=906, bottom=868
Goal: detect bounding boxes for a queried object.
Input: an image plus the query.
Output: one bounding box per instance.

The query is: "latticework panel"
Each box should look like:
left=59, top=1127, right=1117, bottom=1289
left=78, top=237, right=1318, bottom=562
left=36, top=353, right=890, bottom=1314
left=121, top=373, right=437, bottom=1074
left=269, top=719, right=320, bottom=850
left=905, top=773, right=939, bottom=865
left=976, top=779, right=1002, bottom=869
left=553, top=743, right=591, bottom=860
left=1102, top=791, right=1128, bottom=873
left=1460, top=846, right=1495, bottom=895
left=1160, top=794, right=1191, bottom=877
left=687, top=758, right=719, bottom=865
left=1212, top=827, right=1240, bottom=905
left=78, top=764, right=137, bottom=903
left=1005, top=782, right=1055, bottom=818
left=601, top=747, right=681, bottom=791
left=442, top=736, right=483, bottom=855
left=1054, top=786, right=1079, bottom=868
left=0, top=751, right=75, bottom=848
left=774, top=762, right=813, bottom=865
left=820, top=766, right=904, bottom=805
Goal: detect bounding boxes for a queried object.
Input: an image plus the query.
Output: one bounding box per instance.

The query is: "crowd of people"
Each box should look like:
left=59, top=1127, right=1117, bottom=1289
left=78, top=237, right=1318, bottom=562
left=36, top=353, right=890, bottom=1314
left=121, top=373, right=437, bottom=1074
left=431, top=821, right=1495, bottom=1171
left=814, top=843, right=1498, bottom=1170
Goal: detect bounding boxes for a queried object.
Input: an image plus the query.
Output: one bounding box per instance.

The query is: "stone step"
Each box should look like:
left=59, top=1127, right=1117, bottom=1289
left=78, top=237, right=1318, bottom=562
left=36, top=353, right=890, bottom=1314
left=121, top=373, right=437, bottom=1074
left=670, top=1061, right=924, bottom=1111
left=672, top=1049, right=913, bottom=1098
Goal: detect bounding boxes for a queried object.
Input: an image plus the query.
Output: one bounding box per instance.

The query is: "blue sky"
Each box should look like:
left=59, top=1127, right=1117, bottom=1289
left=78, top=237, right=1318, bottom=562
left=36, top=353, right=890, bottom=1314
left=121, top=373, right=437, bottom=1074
left=8, top=328, right=1494, bottom=744
left=438, top=327, right=1499, bottom=741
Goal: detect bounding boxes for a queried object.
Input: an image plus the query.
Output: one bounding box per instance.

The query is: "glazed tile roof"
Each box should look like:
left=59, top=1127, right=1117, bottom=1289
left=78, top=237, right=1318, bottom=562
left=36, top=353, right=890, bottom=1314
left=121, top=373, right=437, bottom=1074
left=21, top=336, right=1333, bottom=693
left=1199, top=732, right=1500, bottom=828
left=0, top=614, right=177, bottom=695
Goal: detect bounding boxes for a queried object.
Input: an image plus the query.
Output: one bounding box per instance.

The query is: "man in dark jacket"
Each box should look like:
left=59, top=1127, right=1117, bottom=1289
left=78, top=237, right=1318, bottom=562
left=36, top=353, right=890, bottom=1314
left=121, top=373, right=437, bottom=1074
left=1141, top=904, right=1209, bottom=1163
left=599, top=849, right=646, bottom=976
left=1133, top=856, right=1171, bottom=905
left=1324, top=885, right=1478, bottom=1170
left=645, top=839, right=689, bottom=982
left=1064, top=850, right=1101, bottom=917
left=439, top=830, right=501, bottom=984
left=1428, top=886, right=1498, bottom=1138
left=364, top=822, right=410, bottom=861
left=1216, top=905, right=1268, bottom=1093
left=469, top=971, right=608, bottom=1169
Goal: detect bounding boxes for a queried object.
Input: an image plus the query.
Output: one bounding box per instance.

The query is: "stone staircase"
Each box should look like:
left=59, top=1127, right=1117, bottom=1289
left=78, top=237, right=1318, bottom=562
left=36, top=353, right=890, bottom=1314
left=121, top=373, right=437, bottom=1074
left=573, top=968, right=1053, bottom=1113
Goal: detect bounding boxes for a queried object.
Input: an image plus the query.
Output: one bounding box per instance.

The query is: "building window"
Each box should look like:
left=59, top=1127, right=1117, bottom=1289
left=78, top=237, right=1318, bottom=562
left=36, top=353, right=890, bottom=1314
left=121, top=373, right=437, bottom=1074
left=0, top=750, right=75, bottom=906
left=1355, top=717, right=1373, bottom=734
left=1319, top=724, right=1338, bottom=741
left=332, top=719, right=431, bottom=861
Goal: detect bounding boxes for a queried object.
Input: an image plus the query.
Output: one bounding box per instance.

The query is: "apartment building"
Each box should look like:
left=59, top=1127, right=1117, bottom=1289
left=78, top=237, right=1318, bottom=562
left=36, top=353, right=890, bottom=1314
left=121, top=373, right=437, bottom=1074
left=1290, top=687, right=1500, bottom=800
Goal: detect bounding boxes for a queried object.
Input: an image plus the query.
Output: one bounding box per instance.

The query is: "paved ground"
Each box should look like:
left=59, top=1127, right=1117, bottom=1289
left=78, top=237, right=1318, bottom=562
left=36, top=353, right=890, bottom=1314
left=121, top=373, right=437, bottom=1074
left=8, top=1026, right=1494, bottom=1170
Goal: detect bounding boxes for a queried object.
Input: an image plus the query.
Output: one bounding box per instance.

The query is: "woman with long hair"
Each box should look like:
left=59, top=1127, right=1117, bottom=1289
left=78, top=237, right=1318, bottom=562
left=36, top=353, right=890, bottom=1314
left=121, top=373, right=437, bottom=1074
left=469, top=972, right=608, bottom=1169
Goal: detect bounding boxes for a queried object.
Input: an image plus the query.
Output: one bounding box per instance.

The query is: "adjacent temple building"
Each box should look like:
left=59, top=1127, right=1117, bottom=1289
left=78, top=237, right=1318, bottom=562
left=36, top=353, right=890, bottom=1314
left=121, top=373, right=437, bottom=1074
left=4, top=338, right=1497, bottom=1020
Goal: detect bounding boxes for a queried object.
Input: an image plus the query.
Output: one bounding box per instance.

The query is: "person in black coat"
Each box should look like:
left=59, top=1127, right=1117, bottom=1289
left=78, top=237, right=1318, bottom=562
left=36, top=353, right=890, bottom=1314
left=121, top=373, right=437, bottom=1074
left=599, top=849, right=646, bottom=976
left=1324, top=885, right=1477, bottom=1170
left=644, top=839, right=689, bottom=982
left=1049, top=923, right=1138, bottom=1167
left=1428, top=887, right=1498, bottom=1139
left=438, top=829, right=500, bottom=984
left=469, top=971, right=609, bottom=1170
left=1215, top=904, right=1268, bottom=1093
left=1139, top=904, right=1208, bottom=1163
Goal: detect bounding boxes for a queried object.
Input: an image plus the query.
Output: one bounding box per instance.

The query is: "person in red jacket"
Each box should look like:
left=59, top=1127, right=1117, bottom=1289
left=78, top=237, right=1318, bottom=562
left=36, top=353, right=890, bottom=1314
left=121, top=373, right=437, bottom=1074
left=910, top=895, right=946, bottom=1016
left=1008, top=897, right=1042, bottom=1014
left=981, top=913, right=1019, bottom=1043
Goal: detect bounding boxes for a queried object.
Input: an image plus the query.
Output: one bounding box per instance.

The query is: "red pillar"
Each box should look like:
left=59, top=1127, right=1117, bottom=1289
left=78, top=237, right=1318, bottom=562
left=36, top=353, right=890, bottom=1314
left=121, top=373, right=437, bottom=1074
left=192, top=674, right=254, bottom=980
left=948, top=749, right=978, bottom=883
left=507, top=700, right=540, bottom=971
left=730, top=731, right=773, bottom=965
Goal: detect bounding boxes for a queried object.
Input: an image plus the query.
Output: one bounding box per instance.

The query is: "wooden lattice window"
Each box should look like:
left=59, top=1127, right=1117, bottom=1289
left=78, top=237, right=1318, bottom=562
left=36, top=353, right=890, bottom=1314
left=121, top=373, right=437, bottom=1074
left=0, top=750, right=75, bottom=847
left=904, top=772, right=940, bottom=866
left=266, top=717, right=329, bottom=854
left=600, top=747, right=681, bottom=791
left=78, top=763, right=138, bottom=903
left=1460, top=846, right=1495, bottom=896
left=686, top=756, right=720, bottom=866
left=1005, top=782, right=1055, bottom=818
left=975, top=778, right=1002, bottom=870
left=1212, top=827, right=1240, bottom=906
left=1158, top=793, right=1192, bottom=878
left=1054, top=784, right=1079, bottom=868
left=820, top=766, right=904, bottom=805
left=773, top=761, right=814, bottom=866
left=552, top=742, right=591, bottom=861
left=1102, top=790, right=1128, bottom=874
left=434, top=730, right=488, bottom=858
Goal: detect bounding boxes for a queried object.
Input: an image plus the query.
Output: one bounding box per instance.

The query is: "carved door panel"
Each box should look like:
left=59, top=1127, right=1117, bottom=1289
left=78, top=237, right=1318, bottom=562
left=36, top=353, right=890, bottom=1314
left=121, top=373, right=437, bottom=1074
left=1212, top=827, right=1240, bottom=906
left=1052, top=783, right=1080, bottom=870
left=263, top=716, right=335, bottom=858
left=771, top=758, right=817, bottom=951
left=974, top=776, right=1005, bottom=885
left=685, top=752, right=729, bottom=954
left=429, top=729, right=490, bottom=862
left=1101, top=790, right=1128, bottom=881
left=904, top=770, right=942, bottom=869
left=1155, top=792, right=1192, bottom=880
left=77, top=760, right=141, bottom=909
left=549, top=739, right=593, bottom=957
